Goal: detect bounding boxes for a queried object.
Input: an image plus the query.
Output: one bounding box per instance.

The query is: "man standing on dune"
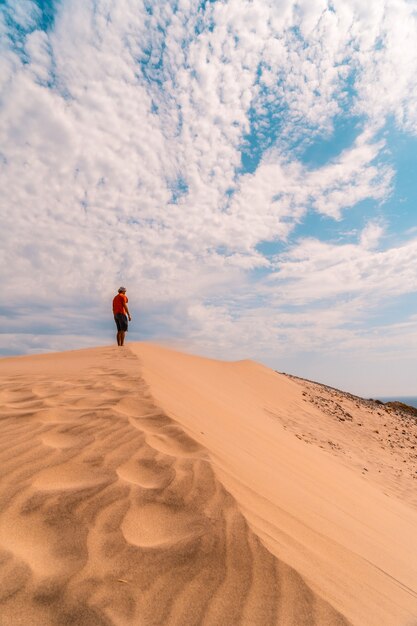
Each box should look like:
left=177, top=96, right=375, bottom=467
left=113, top=287, right=131, bottom=346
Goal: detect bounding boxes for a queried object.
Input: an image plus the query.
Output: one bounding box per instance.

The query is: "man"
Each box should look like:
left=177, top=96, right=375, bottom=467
left=112, top=287, right=131, bottom=346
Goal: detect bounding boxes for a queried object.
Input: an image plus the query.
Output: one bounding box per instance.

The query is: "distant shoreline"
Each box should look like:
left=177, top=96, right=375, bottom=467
left=378, top=397, right=417, bottom=409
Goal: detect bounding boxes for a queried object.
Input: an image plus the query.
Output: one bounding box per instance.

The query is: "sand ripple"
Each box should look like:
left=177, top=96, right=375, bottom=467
left=0, top=345, right=402, bottom=625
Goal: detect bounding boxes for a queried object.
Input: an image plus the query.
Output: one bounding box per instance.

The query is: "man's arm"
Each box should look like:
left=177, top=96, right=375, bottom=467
left=124, top=301, right=132, bottom=321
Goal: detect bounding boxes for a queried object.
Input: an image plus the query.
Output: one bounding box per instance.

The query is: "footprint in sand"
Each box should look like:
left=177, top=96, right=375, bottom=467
left=128, top=412, right=172, bottom=433
left=32, top=462, right=112, bottom=491
left=145, top=428, right=205, bottom=458
left=114, top=396, right=148, bottom=416
left=121, top=502, right=207, bottom=548
left=40, top=430, right=86, bottom=449
left=116, top=458, right=175, bottom=489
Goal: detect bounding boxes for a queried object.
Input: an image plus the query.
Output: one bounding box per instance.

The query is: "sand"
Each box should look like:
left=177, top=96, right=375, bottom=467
left=0, top=343, right=416, bottom=625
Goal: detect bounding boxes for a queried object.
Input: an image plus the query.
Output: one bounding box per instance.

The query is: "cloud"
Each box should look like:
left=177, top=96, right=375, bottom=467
left=1, top=0, right=417, bottom=393
left=271, top=225, right=417, bottom=304
left=351, top=0, right=417, bottom=133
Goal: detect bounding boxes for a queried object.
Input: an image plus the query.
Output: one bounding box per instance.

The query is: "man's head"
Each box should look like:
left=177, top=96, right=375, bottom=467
left=118, top=286, right=127, bottom=294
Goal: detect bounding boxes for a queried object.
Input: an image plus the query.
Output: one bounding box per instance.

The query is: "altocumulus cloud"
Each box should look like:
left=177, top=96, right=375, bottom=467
left=1, top=0, right=417, bottom=393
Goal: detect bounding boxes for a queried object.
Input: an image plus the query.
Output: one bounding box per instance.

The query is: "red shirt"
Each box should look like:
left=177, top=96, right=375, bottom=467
left=113, top=293, right=128, bottom=315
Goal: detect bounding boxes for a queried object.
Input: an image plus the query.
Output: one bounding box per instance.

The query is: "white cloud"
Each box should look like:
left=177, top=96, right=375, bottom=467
left=359, top=221, right=384, bottom=250
left=270, top=225, right=417, bottom=306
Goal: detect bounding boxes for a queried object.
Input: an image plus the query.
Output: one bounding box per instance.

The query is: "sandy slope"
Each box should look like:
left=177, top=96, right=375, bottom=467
left=0, top=344, right=416, bottom=626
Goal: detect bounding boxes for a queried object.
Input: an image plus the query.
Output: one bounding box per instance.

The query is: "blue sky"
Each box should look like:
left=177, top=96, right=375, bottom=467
left=1, top=0, right=417, bottom=396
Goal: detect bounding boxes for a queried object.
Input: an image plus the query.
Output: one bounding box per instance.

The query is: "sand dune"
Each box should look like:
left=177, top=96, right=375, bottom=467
left=0, top=344, right=416, bottom=625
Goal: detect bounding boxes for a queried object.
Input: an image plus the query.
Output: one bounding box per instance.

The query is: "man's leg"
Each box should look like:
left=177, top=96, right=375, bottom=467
left=117, top=331, right=122, bottom=346
left=120, top=331, right=126, bottom=346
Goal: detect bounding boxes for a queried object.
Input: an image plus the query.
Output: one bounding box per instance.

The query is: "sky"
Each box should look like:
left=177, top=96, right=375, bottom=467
left=1, top=0, right=417, bottom=397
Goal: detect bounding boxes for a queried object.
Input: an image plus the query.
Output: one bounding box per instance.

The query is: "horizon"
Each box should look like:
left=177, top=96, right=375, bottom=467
left=1, top=340, right=416, bottom=402
left=1, top=1, right=417, bottom=396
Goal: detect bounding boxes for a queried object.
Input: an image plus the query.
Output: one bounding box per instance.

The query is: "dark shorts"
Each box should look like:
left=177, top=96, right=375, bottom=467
left=114, top=313, right=128, bottom=332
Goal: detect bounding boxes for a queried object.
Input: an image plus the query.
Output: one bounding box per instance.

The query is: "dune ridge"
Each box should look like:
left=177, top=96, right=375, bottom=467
left=132, top=343, right=417, bottom=626
left=0, top=343, right=416, bottom=625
